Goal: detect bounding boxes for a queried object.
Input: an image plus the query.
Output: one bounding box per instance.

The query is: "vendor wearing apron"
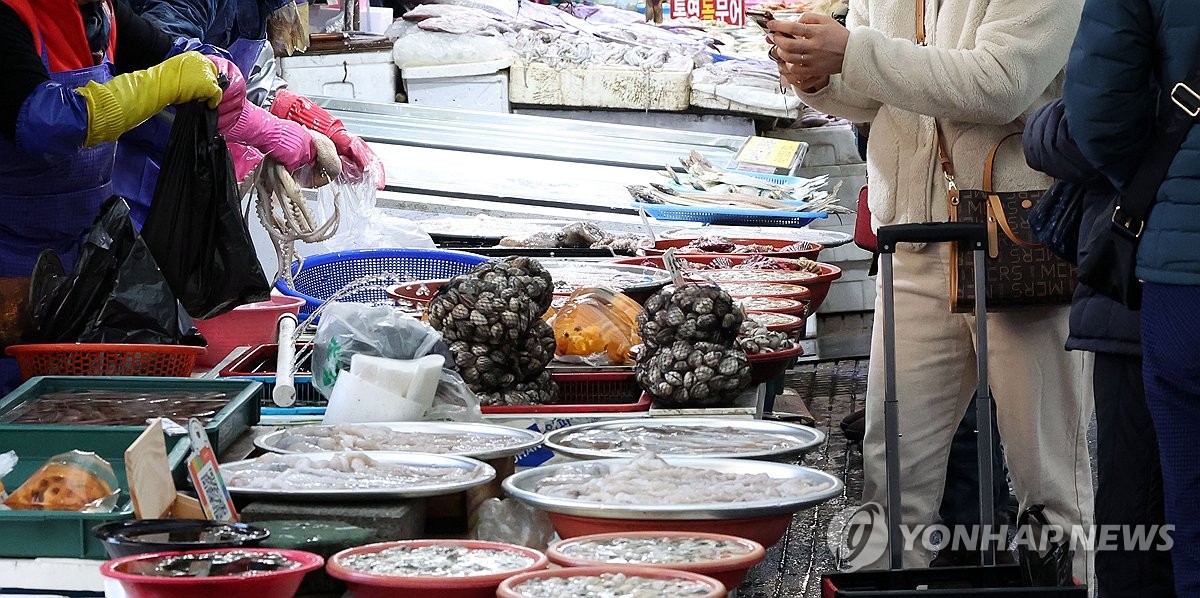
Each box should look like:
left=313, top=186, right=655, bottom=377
left=0, top=0, right=269, bottom=392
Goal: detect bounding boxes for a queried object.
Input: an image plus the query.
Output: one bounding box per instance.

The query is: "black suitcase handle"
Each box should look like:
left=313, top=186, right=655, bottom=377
left=877, top=223, right=987, bottom=253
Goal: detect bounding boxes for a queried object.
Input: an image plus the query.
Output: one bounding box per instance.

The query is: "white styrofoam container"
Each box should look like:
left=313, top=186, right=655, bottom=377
left=405, top=73, right=510, bottom=113
left=279, top=51, right=397, bottom=103
left=770, top=123, right=863, bottom=168
left=509, top=59, right=691, bottom=111
left=403, top=60, right=511, bottom=113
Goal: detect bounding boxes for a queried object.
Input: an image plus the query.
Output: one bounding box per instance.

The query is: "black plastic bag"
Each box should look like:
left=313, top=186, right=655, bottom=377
left=1017, top=504, right=1075, bottom=587
left=26, top=197, right=204, bottom=346
left=141, top=102, right=270, bottom=320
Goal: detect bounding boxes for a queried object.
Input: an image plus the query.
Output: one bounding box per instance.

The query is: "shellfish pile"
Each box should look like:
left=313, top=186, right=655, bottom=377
left=635, top=285, right=751, bottom=407
left=428, top=257, right=559, bottom=406
left=736, top=319, right=796, bottom=355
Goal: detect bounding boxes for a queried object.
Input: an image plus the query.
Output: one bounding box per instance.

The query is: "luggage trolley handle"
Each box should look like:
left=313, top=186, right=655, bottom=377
left=876, top=223, right=996, bottom=570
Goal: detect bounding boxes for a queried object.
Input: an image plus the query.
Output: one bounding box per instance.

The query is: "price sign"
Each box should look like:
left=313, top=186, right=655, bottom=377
left=671, top=0, right=745, bottom=26
left=732, top=136, right=809, bottom=174
left=186, top=419, right=238, bottom=522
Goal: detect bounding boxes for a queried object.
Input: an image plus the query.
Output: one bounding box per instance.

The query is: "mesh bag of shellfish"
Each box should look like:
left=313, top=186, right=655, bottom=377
left=634, top=268, right=796, bottom=408
left=427, top=257, right=561, bottom=407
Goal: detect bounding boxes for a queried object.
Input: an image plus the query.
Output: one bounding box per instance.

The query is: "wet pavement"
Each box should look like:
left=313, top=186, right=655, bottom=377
left=738, top=359, right=868, bottom=597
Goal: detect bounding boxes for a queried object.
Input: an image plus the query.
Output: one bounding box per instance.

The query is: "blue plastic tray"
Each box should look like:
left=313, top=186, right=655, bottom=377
left=634, top=202, right=827, bottom=227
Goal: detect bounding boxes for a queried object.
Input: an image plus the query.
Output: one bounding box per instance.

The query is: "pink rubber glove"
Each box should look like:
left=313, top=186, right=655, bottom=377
left=206, top=56, right=247, bottom=133
left=271, top=89, right=386, bottom=189
left=225, top=102, right=315, bottom=172
left=229, top=142, right=264, bottom=183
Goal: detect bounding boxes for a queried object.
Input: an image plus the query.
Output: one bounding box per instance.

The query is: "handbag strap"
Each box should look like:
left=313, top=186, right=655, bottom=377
left=1116, top=51, right=1200, bottom=236
left=921, top=0, right=961, bottom=207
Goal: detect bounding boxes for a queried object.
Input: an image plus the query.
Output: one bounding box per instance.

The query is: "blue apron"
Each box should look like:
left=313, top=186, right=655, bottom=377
left=0, top=60, right=116, bottom=278
left=0, top=58, right=117, bottom=393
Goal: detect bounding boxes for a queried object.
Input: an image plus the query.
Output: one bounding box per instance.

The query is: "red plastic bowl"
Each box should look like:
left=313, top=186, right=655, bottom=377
left=386, top=279, right=447, bottom=306
left=546, top=512, right=796, bottom=549
left=497, top=565, right=726, bottom=598
left=546, top=531, right=765, bottom=590
left=100, top=548, right=323, bottom=598
left=746, top=344, right=807, bottom=385
left=325, top=539, right=548, bottom=598
left=738, top=297, right=809, bottom=317
left=612, top=256, right=841, bottom=313
left=644, top=238, right=823, bottom=260
left=193, top=294, right=306, bottom=367
left=745, top=312, right=806, bottom=335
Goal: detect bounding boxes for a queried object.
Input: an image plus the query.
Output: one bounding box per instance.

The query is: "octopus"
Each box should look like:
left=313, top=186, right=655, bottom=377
left=221, top=453, right=488, bottom=491
left=271, top=424, right=527, bottom=455
left=534, top=453, right=833, bottom=505
left=556, top=424, right=805, bottom=455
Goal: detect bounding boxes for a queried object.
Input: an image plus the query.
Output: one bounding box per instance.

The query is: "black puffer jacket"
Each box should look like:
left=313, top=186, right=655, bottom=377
left=1023, top=99, right=1140, bottom=356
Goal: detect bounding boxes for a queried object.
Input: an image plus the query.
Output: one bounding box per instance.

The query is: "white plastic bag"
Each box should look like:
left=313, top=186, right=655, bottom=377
left=310, top=169, right=436, bottom=252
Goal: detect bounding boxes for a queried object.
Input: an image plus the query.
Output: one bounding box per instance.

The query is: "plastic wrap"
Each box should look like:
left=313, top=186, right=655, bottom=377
left=390, top=21, right=511, bottom=68
left=548, top=288, right=642, bottom=366
left=3, top=451, right=119, bottom=513
left=472, top=498, right=556, bottom=550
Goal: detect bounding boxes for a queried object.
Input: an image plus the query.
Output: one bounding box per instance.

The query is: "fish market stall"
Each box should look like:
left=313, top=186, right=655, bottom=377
left=0, top=242, right=847, bottom=597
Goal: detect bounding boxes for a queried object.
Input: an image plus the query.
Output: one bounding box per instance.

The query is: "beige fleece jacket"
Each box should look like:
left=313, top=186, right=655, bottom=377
left=799, top=0, right=1084, bottom=228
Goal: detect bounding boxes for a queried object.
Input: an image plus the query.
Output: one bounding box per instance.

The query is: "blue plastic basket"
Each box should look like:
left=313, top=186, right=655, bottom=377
left=634, top=202, right=828, bottom=227
left=276, top=248, right=490, bottom=317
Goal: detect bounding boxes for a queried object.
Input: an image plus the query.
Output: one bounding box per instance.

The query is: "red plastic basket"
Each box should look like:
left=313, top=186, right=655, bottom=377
left=5, top=344, right=206, bottom=380
left=481, top=371, right=649, bottom=414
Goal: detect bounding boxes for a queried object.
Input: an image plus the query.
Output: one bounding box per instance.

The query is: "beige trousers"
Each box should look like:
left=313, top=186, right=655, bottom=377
left=861, top=244, right=1095, bottom=582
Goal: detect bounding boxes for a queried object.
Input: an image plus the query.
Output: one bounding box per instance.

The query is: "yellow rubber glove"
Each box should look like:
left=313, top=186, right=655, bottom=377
left=75, top=51, right=223, bottom=147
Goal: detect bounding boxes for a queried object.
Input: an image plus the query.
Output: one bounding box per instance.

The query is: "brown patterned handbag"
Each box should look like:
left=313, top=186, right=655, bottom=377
left=937, top=127, right=1076, bottom=312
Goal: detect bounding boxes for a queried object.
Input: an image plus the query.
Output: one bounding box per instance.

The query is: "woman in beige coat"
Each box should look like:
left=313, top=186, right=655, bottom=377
left=768, top=0, right=1094, bottom=578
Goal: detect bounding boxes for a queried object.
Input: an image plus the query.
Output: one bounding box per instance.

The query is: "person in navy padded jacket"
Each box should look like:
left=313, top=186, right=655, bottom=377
left=1064, top=0, right=1200, bottom=593
left=1024, top=99, right=1175, bottom=598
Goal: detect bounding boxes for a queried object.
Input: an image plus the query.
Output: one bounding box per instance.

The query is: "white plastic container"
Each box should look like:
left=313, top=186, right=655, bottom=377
left=323, top=354, right=445, bottom=424
left=402, top=59, right=511, bottom=113
left=279, top=50, right=397, bottom=103
left=508, top=59, right=691, bottom=111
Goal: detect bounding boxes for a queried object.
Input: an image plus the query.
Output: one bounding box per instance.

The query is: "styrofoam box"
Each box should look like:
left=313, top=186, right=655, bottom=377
left=509, top=59, right=691, bottom=111
left=405, top=73, right=510, bottom=113
left=769, top=123, right=863, bottom=168
left=279, top=51, right=397, bottom=103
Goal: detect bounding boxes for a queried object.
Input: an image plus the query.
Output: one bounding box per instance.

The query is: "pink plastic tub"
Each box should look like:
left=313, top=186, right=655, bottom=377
left=193, top=294, right=306, bottom=367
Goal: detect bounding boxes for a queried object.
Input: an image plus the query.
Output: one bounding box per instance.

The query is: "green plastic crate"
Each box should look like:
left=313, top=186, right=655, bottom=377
left=0, top=377, right=263, bottom=559
left=0, top=376, right=263, bottom=455
left=0, top=436, right=191, bottom=558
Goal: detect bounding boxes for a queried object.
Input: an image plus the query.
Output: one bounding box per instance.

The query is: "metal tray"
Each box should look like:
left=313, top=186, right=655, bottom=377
left=502, top=457, right=843, bottom=520
left=253, top=422, right=544, bottom=461
left=543, top=418, right=825, bottom=461
left=221, top=452, right=495, bottom=501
